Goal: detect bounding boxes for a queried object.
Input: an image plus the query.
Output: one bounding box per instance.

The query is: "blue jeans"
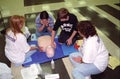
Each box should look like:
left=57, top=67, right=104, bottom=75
left=69, top=52, right=101, bottom=79
left=36, top=31, right=51, bottom=37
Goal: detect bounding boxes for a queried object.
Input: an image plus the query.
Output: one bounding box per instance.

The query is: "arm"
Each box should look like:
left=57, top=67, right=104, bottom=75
left=47, top=15, right=54, bottom=32
left=51, top=18, right=60, bottom=48
left=51, top=30, right=56, bottom=48
left=67, top=30, right=77, bottom=45
left=30, top=46, right=38, bottom=51
left=72, top=56, right=83, bottom=63
left=16, top=33, right=31, bottom=53
left=47, top=25, right=53, bottom=32
left=24, top=26, right=31, bottom=37
left=82, top=37, right=99, bottom=63
left=35, top=14, right=45, bottom=32
left=38, top=24, right=46, bottom=32
left=66, top=14, right=78, bottom=45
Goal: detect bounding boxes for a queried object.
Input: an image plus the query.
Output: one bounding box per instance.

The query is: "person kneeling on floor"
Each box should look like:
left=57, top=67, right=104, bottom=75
left=5, top=15, right=38, bottom=66
left=69, top=21, right=109, bottom=79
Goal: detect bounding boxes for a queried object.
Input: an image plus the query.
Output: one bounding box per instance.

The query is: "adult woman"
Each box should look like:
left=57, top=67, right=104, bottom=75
left=5, top=15, right=38, bottom=65
left=69, top=21, right=109, bottom=79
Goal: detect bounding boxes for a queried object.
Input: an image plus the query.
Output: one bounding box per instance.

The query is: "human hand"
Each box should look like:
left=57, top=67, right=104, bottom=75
left=66, top=38, right=72, bottom=46
left=39, top=47, right=44, bottom=52
left=45, top=20, right=49, bottom=26
left=30, top=46, right=38, bottom=50
left=51, top=42, right=56, bottom=48
left=40, top=20, right=45, bottom=26
left=40, top=20, right=49, bottom=26
left=72, top=56, right=82, bottom=63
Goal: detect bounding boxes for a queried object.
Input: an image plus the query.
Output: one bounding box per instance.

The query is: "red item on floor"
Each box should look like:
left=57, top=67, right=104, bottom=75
left=74, top=43, right=80, bottom=50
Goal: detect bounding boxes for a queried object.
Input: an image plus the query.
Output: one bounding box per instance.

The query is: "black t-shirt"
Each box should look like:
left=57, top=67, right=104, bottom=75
left=53, top=13, right=78, bottom=36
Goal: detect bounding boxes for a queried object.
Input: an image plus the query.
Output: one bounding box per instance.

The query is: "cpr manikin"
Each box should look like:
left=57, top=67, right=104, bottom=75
left=38, top=35, right=55, bottom=58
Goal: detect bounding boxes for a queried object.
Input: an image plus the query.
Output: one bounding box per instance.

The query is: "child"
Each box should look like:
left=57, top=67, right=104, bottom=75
left=35, top=11, right=54, bottom=37
left=51, top=8, right=80, bottom=48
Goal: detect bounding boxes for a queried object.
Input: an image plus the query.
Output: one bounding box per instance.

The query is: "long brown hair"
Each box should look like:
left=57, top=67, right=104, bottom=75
left=20, top=16, right=25, bottom=25
left=9, top=15, right=23, bottom=35
left=77, top=21, right=97, bottom=38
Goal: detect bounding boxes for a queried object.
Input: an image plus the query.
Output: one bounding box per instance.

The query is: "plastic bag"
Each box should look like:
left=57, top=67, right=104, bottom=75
left=0, top=62, right=13, bottom=79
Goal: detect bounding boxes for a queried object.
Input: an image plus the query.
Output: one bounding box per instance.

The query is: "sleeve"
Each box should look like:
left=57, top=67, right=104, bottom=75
left=82, top=38, right=99, bottom=63
left=24, top=26, right=31, bottom=38
left=35, top=14, right=42, bottom=29
left=71, top=14, right=78, bottom=31
left=48, top=15, right=54, bottom=28
left=16, top=34, right=30, bottom=53
left=53, top=18, right=61, bottom=31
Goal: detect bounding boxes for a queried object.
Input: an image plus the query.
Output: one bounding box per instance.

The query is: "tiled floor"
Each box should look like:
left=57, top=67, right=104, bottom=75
left=0, top=0, right=120, bottom=79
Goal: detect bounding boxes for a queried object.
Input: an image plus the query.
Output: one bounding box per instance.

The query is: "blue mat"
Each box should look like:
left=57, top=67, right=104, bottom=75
left=23, top=39, right=78, bottom=67
left=62, top=43, right=78, bottom=56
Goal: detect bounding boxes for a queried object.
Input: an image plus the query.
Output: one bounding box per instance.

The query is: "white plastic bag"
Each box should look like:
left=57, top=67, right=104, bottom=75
left=0, top=62, right=13, bottom=79
left=21, top=63, right=42, bottom=79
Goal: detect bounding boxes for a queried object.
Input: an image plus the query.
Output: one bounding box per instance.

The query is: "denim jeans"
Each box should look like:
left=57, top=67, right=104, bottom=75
left=36, top=31, right=51, bottom=37
left=69, top=52, right=101, bottom=79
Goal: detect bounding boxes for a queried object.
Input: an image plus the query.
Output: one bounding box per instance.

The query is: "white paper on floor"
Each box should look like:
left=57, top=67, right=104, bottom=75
left=45, top=73, right=59, bottom=79
left=21, top=63, right=42, bottom=79
left=0, top=62, right=13, bottom=79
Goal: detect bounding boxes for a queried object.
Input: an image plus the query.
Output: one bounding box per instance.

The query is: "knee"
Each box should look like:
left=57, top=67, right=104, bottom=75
left=69, top=53, right=76, bottom=60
